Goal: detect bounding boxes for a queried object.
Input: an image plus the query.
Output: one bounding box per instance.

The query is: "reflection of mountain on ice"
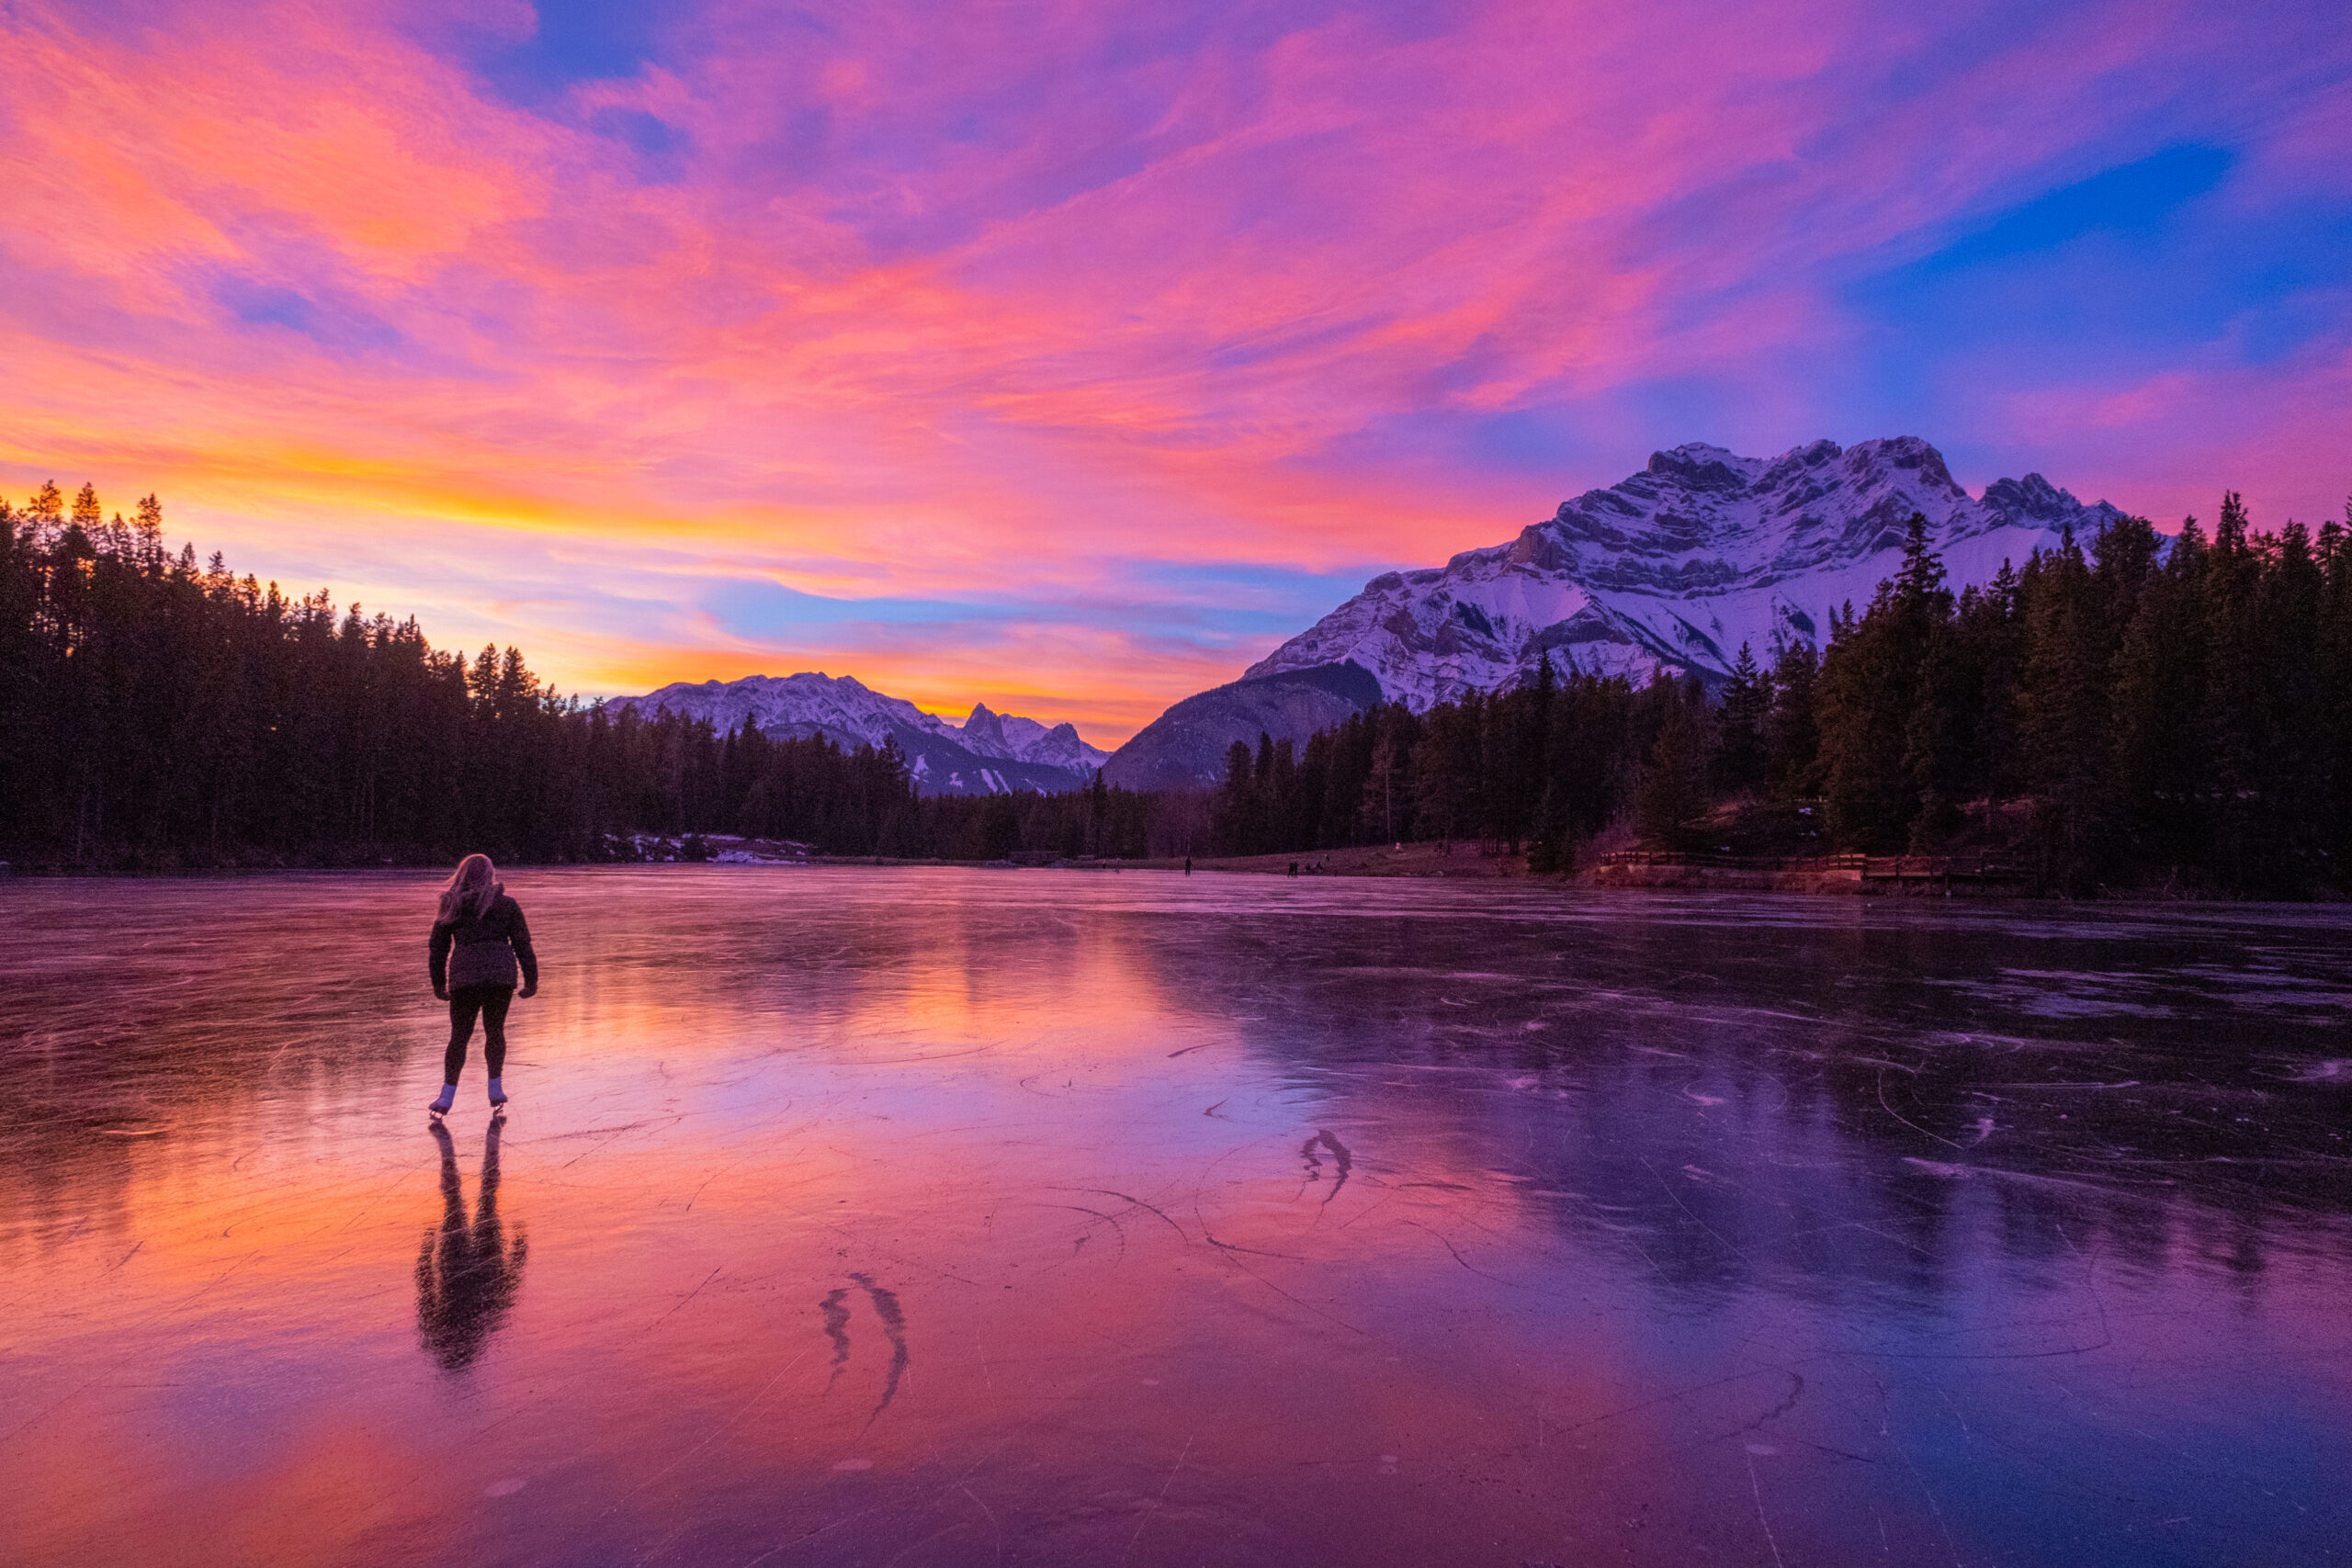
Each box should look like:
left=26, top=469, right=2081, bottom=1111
left=1251, top=435, right=2122, bottom=705
left=606, top=672, right=1110, bottom=796
left=1105, top=436, right=2121, bottom=788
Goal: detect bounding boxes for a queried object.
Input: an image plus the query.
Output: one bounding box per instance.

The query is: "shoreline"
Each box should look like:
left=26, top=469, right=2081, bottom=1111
left=4, top=840, right=2335, bottom=903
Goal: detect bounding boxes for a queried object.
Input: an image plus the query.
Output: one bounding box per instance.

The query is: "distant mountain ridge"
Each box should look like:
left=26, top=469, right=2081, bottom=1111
left=607, top=672, right=1110, bottom=795
left=1106, top=436, right=2122, bottom=788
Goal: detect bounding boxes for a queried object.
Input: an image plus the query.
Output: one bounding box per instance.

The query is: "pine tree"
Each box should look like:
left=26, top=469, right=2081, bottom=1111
left=1214, top=739, right=1254, bottom=855
left=1902, top=615, right=1968, bottom=848
left=1713, top=643, right=1768, bottom=795
left=2256, top=518, right=2326, bottom=886
left=1763, top=640, right=1820, bottom=801
left=2016, top=531, right=2113, bottom=890
left=1362, top=710, right=1408, bottom=846
left=1817, top=513, right=1952, bottom=849
left=1409, top=698, right=1480, bottom=850
left=1636, top=681, right=1712, bottom=850
left=27, top=480, right=63, bottom=542
left=2318, top=502, right=2352, bottom=875
left=1957, top=561, right=2022, bottom=835
left=133, top=494, right=164, bottom=571
left=2201, top=492, right=2265, bottom=884
left=2110, top=520, right=2208, bottom=876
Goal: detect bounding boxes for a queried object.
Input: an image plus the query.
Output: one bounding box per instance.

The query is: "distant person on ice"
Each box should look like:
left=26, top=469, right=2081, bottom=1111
left=427, top=854, right=537, bottom=1116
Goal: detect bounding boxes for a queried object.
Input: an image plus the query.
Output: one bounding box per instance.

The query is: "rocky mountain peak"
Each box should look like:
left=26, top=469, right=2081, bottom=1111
left=1645, top=443, right=1756, bottom=491
left=963, top=702, right=1007, bottom=750
left=1243, top=435, right=2121, bottom=710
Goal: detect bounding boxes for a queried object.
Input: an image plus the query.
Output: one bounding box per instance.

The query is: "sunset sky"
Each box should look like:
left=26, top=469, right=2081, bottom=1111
left=4, top=0, right=2348, bottom=741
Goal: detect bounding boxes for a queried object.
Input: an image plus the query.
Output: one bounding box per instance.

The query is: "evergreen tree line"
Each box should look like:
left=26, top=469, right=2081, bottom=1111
left=1204, top=662, right=1698, bottom=867
left=9, top=480, right=2348, bottom=893
left=1210, top=500, right=2352, bottom=895
left=0, top=483, right=1165, bottom=868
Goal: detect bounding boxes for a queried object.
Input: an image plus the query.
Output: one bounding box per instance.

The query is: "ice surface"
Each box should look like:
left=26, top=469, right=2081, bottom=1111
left=4, top=871, right=2351, bottom=1566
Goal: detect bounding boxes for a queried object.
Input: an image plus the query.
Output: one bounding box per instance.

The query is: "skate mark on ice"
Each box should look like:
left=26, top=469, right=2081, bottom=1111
left=1060, top=1187, right=1190, bottom=1244
left=849, top=1272, right=910, bottom=1421
left=1398, top=1218, right=1529, bottom=1289
left=1300, top=1129, right=1353, bottom=1202
left=1054, top=1205, right=1129, bottom=1263
left=1725, top=1371, right=1806, bottom=1442
left=648, top=1266, right=722, bottom=1329
left=819, top=1289, right=853, bottom=1388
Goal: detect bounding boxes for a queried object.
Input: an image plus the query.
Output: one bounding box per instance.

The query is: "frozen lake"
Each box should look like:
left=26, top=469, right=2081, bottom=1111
left=4, top=870, right=2351, bottom=1567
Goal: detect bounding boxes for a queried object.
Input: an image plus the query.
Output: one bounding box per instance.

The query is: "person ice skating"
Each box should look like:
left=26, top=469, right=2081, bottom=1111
left=427, top=853, right=537, bottom=1115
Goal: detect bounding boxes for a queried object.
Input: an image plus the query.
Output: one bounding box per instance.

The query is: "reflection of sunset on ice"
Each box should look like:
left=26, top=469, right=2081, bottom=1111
left=4, top=868, right=2351, bottom=1564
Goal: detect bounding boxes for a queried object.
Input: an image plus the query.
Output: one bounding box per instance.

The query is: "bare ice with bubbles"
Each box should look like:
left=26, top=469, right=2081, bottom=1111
left=5, top=869, right=2352, bottom=1565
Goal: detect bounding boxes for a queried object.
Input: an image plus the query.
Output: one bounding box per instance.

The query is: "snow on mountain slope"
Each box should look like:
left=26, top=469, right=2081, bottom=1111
left=605, top=672, right=1110, bottom=795
left=958, top=702, right=1111, bottom=775
left=1249, top=436, right=2122, bottom=705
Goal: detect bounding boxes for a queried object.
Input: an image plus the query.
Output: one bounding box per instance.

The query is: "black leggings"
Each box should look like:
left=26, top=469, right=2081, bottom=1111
left=446, top=984, right=514, bottom=1082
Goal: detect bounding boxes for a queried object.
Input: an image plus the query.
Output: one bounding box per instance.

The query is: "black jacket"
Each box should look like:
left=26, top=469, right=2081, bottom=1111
left=430, top=895, right=538, bottom=993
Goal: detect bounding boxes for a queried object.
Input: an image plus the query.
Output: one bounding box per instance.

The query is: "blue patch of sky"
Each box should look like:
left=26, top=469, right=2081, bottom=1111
left=1112, top=561, right=1377, bottom=625
left=470, top=0, right=673, bottom=105
left=701, top=561, right=1365, bottom=650
left=1900, top=144, right=2233, bottom=277
left=409, top=2, right=697, bottom=181
left=584, top=107, right=694, bottom=183
left=1849, top=143, right=2352, bottom=388
left=588, top=108, right=687, bottom=160
left=209, top=271, right=407, bottom=356
left=702, top=580, right=1012, bottom=638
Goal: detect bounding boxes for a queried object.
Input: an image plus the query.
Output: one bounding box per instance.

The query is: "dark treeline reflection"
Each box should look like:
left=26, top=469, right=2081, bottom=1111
left=1125, top=896, right=2352, bottom=1292
left=8, top=483, right=2350, bottom=893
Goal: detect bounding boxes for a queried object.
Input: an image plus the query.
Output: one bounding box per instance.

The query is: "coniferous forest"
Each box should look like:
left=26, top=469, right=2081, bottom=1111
left=6, top=480, right=2349, bottom=894
left=1207, top=502, right=2352, bottom=896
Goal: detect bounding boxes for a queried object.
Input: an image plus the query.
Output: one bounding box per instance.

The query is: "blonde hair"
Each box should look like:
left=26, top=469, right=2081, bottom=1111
left=437, top=853, right=503, bottom=922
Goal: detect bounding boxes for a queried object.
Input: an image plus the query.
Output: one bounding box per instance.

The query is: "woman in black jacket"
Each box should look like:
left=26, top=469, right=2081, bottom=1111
left=427, top=853, right=538, bottom=1117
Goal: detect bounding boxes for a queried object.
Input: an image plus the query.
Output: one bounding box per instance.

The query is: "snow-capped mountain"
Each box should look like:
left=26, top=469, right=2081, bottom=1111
left=1105, top=436, right=2120, bottom=787
left=605, top=672, right=1110, bottom=795
left=1250, top=436, right=2120, bottom=704
left=959, top=702, right=1109, bottom=777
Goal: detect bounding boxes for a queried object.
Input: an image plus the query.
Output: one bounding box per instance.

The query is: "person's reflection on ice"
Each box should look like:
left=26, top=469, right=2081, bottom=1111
left=416, top=1116, right=528, bottom=1371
